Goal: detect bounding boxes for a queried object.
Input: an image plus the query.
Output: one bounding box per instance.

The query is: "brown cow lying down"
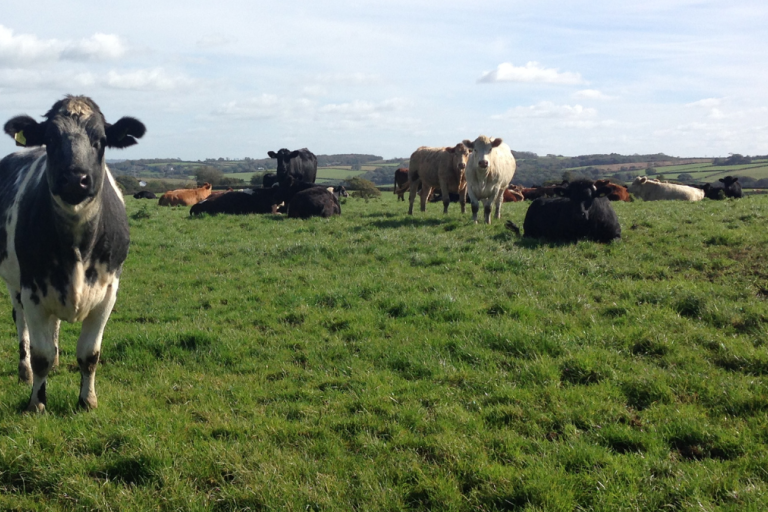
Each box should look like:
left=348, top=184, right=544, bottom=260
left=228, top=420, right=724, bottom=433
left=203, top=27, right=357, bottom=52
left=594, top=180, right=631, bottom=201
left=158, top=183, right=213, bottom=206
left=503, top=188, right=524, bottom=202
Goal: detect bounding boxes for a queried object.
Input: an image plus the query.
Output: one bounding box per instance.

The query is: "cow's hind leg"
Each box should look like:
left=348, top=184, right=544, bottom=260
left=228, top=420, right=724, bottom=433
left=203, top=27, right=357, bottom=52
left=76, top=282, right=119, bottom=410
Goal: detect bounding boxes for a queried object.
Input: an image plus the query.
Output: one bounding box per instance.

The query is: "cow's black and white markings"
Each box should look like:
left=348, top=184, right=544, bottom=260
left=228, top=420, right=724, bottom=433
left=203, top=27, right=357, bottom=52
left=267, top=148, right=318, bottom=185
left=0, top=95, right=145, bottom=412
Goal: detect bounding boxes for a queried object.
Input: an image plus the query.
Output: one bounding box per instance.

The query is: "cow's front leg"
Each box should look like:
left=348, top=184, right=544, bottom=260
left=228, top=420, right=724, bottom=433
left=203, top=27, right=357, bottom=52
left=494, top=190, right=504, bottom=220
left=484, top=200, right=493, bottom=225
left=23, top=306, right=59, bottom=413
left=77, top=282, right=119, bottom=410
left=8, top=287, right=31, bottom=384
left=468, top=189, right=480, bottom=223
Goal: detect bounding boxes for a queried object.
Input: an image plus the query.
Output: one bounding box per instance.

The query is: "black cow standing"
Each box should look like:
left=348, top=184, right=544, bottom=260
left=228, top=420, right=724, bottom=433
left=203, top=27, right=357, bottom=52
left=0, top=95, right=145, bottom=412
left=267, top=148, right=317, bottom=185
left=512, top=179, right=621, bottom=243
left=702, top=176, right=743, bottom=200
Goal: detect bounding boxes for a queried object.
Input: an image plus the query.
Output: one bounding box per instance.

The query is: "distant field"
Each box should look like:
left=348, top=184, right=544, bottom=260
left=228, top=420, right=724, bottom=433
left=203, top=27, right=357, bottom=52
left=656, top=160, right=768, bottom=181
left=221, top=167, right=366, bottom=183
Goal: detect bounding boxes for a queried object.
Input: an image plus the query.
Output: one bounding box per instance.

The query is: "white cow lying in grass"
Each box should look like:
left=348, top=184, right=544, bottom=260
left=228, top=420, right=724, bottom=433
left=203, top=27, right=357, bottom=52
left=627, top=176, right=705, bottom=201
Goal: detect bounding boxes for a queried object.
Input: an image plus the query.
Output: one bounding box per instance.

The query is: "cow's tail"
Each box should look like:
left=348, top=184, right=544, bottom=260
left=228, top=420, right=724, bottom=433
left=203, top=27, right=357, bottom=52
left=505, top=220, right=521, bottom=237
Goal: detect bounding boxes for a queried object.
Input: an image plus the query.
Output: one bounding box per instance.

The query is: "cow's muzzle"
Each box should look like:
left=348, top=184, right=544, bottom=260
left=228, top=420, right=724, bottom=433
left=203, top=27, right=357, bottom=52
left=478, top=160, right=489, bottom=168
left=57, top=174, right=93, bottom=205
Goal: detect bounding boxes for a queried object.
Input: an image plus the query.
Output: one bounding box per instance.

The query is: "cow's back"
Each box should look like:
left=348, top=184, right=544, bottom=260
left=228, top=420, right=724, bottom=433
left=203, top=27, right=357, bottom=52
left=408, top=147, right=444, bottom=186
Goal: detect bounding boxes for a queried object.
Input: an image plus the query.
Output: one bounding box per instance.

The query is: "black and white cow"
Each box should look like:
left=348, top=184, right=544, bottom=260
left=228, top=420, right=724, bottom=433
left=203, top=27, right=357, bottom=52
left=267, top=148, right=317, bottom=185
left=0, top=95, right=145, bottom=412
left=516, top=179, right=621, bottom=243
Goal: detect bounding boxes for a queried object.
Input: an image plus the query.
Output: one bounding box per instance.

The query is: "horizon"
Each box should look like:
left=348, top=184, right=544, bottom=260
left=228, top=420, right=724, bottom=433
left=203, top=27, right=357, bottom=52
left=2, top=1, right=766, bottom=161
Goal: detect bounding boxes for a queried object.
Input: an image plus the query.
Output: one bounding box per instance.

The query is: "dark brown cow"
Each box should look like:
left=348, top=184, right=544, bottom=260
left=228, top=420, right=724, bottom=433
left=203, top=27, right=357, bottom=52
left=594, top=180, right=630, bottom=201
left=393, top=167, right=409, bottom=201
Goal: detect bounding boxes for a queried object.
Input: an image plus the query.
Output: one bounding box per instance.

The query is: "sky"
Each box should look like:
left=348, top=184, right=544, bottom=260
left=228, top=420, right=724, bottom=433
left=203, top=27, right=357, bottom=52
left=1, top=1, right=766, bottom=160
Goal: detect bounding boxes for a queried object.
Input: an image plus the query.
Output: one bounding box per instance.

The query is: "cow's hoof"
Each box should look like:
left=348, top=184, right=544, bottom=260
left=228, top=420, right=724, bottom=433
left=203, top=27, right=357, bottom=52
left=78, top=396, right=98, bottom=410
left=18, top=365, right=32, bottom=385
left=25, top=401, right=45, bottom=414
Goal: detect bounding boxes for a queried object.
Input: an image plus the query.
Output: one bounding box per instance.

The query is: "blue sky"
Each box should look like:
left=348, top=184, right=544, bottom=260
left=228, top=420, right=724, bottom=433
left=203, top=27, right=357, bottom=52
left=1, top=1, right=766, bottom=160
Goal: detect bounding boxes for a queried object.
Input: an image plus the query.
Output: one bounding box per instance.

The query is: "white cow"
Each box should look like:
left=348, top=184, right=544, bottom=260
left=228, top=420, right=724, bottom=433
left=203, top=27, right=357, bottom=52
left=463, top=135, right=517, bottom=224
left=627, top=176, right=705, bottom=201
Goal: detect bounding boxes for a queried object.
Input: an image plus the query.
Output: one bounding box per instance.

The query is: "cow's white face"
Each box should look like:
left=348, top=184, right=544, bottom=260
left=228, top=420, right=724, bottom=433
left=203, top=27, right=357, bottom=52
left=464, top=136, right=503, bottom=171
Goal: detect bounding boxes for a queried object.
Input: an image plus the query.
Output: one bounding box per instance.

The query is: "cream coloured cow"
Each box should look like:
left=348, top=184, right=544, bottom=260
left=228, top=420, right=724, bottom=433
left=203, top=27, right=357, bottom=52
left=463, top=135, right=517, bottom=224
left=407, top=143, right=470, bottom=215
left=627, top=176, right=704, bottom=201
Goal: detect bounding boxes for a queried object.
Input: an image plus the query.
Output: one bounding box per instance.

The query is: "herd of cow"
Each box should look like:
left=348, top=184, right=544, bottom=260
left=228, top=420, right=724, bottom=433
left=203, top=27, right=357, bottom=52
left=137, top=148, right=347, bottom=219
left=0, top=95, right=750, bottom=412
left=392, top=139, right=744, bottom=243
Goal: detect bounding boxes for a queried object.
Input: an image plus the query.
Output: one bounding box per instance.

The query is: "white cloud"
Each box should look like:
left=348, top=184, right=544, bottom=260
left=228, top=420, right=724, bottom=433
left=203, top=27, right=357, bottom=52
left=573, top=89, right=614, bottom=100
left=103, top=68, right=194, bottom=91
left=686, top=97, right=723, bottom=108
left=493, top=101, right=597, bottom=120
left=478, top=62, right=585, bottom=85
left=212, top=94, right=285, bottom=119
left=196, top=34, right=238, bottom=48
left=61, top=33, right=127, bottom=61
left=0, top=25, right=126, bottom=66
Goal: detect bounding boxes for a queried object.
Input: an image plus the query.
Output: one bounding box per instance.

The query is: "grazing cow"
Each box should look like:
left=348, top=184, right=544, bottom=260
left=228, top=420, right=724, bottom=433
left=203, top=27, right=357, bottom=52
left=407, top=143, right=470, bottom=215
left=330, top=185, right=348, bottom=199
left=288, top=187, right=341, bottom=219
left=158, top=183, right=212, bottom=206
left=133, top=190, right=156, bottom=199
left=516, top=179, right=621, bottom=243
left=702, top=176, right=743, bottom=200
left=262, top=172, right=278, bottom=188
left=0, top=95, right=145, bottom=412
left=190, top=187, right=282, bottom=216
left=393, top=167, right=409, bottom=201
left=594, top=179, right=631, bottom=202
left=463, top=135, right=517, bottom=224
left=267, top=148, right=317, bottom=185
left=627, top=176, right=704, bottom=201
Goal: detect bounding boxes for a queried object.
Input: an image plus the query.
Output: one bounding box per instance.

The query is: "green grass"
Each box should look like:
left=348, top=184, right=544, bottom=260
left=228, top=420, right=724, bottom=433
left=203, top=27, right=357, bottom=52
left=0, top=195, right=767, bottom=510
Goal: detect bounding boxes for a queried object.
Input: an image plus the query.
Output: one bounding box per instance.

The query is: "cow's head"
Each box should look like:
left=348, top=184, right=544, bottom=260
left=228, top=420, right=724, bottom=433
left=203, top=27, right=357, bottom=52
left=463, top=136, right=503, bottom=170
left=3, top=95, right=145, bottom=206
left=720, top=176, right=739, bottom=187
left=559, top=179, right=611, bottom=220
left=268, top=148, right=300, bottom=177
left=445, top=143, right=470, bottom=174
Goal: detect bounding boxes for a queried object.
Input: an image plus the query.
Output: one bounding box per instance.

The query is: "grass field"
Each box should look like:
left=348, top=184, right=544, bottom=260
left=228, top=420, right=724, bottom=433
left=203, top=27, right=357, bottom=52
left=656, top=160, right=768, bottom=181
left=0, top=194, right=767, bottom=510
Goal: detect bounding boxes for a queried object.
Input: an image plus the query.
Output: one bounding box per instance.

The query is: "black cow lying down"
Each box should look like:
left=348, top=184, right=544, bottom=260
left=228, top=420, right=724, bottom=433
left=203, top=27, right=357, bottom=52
left=190, top=187, right=282, bottom=215
left=702, top=176, right=743, bottom=200
left=507, top=179, right=621, bottom=243
left=133, top=190, right=156, bottom=199
left=288, top=187, right=341, bottom=219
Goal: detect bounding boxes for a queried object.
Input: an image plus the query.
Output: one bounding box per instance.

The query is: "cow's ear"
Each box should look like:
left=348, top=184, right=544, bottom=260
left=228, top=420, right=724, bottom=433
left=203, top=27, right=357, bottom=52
left=445, top=146, right=455, bottom=153
left=462, top=139, right=474, bottom=149
left=268, top=151, right=277, bottom=159
left=289, top=150, right=301, bottom=159
left=718, top=178, right=725, bottom=183
left=596, top=186, right=612, bottom=198
left=491, top=137, right=503, bottom=147
left=4, top=115, right=46, bottom=147
left=106, top=117, right=146, bottom=148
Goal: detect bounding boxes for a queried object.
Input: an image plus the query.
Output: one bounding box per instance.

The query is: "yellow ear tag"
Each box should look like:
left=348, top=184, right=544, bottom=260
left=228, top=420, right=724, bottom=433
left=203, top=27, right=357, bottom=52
left=14, top=131, right=27, bottom=146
